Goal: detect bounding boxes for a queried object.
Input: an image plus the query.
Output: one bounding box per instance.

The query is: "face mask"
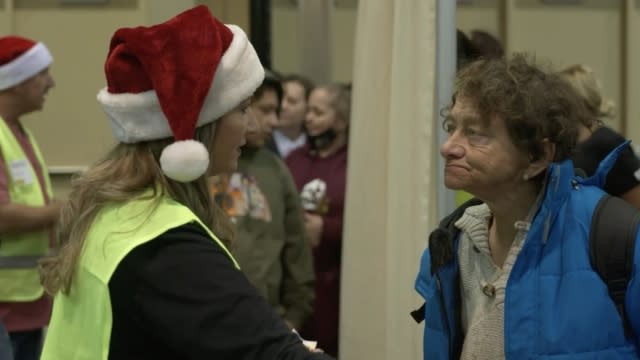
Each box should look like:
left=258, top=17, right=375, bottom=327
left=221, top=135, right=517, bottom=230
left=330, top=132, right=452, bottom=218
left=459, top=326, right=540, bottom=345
left=307, top=128, right=337, bottom=151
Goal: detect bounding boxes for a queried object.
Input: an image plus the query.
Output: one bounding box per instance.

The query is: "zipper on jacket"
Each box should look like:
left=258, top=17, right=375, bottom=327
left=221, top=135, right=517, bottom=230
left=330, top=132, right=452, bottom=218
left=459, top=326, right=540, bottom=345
left=435, top=273, right=454, bottom=358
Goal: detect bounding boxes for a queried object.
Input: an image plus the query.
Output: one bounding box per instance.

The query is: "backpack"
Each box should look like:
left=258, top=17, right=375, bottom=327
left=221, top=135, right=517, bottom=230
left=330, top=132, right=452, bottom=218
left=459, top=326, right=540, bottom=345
left=411, top=195, right=638, bottom=337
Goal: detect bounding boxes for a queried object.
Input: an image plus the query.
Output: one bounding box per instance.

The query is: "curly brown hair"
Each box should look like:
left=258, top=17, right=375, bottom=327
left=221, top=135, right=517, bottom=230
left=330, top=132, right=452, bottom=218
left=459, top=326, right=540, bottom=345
left=445, top=53, right=588, bottom=163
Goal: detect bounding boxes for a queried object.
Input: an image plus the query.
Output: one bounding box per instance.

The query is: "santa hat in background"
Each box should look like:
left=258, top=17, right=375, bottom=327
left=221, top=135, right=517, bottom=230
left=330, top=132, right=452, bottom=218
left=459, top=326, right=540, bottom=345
left=0, top=36, right=53, bottom=91
left=97, top=5, right=264, bottom=182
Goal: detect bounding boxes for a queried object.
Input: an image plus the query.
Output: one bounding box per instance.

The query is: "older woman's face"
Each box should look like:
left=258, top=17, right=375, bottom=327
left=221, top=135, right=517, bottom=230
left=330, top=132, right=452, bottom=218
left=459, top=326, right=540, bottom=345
left=440, top=96, right=530, bottom=201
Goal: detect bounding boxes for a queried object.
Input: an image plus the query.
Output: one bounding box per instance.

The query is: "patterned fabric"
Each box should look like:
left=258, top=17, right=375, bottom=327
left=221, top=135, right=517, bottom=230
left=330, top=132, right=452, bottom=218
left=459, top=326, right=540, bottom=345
left=211, top=173, right=272, bottom=222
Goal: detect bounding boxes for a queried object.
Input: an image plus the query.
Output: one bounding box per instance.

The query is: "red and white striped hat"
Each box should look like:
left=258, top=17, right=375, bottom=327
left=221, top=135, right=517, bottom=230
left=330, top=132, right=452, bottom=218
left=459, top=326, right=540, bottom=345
left=0, top=36, right=53, bottom=91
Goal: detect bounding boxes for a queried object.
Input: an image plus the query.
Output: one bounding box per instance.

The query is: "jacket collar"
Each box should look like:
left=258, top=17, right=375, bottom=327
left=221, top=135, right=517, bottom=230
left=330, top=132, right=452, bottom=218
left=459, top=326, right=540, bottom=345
left=576, top=140, right=629, bottom=188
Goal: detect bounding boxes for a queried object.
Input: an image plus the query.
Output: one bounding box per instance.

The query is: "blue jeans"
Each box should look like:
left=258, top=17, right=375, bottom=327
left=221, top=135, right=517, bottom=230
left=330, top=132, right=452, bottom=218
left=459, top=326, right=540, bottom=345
left=0, top=322, right=12, bottom=360
left=8, top=329, right=42, bottom=360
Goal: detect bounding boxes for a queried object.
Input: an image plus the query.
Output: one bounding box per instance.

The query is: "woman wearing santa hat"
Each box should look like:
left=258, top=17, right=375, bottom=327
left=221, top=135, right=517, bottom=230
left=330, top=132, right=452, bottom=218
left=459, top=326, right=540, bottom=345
left=38, top=6, right=333, bottom=360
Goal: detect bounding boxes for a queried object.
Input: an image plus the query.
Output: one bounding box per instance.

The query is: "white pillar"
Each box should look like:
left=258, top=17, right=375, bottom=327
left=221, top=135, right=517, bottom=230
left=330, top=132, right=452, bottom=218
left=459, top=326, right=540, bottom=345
left=340, top=0, right=439, bottom=359
left=436, top=0, right=458, bottom=219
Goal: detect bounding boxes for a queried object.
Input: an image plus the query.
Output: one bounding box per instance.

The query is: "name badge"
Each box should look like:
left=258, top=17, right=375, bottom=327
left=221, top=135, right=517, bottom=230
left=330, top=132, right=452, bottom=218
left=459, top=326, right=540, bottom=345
left=9, top=159, right=33, bottom=185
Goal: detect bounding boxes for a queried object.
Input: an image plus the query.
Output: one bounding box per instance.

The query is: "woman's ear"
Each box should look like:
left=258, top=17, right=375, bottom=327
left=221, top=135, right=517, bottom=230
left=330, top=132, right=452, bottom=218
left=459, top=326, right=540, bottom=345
left=525, top=139, right=556, bottom=179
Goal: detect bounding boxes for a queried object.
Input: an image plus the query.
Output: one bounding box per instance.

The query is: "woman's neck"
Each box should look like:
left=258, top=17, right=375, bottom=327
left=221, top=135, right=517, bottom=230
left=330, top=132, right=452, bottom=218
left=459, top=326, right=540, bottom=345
left=278, top=125, right=304, bottom=141
left=315, top=133, right=347, bottom=159
left=486, top=181, right=541, bottom=252
left=0, top=99, right=21, bottom=124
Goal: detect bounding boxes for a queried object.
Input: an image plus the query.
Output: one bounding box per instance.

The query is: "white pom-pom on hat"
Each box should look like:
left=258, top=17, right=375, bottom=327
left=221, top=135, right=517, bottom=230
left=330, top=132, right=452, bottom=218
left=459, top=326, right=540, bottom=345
left=159, top=140, right=210, bottom=182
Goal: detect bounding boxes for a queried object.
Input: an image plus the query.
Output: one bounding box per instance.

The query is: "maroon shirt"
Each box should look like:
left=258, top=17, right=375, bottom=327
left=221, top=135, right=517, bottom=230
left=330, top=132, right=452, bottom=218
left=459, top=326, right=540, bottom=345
left=0, top=118, right=52, bottom=332
left=285, top=144, right=347, bottom=357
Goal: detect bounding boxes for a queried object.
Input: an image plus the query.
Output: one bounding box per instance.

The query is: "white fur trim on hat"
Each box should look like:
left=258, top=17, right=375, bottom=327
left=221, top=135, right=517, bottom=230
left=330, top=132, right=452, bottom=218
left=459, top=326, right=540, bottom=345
left=97, top=24, right=265, bottom=143
left=159, top=140, right=210, bottom=182
left=0, top=42, right=53, bottom=91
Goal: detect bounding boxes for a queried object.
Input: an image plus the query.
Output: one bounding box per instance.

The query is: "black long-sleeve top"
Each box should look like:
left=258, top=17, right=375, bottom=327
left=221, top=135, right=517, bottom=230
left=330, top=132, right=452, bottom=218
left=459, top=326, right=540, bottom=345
left=107, top=223, right=333, bottom=360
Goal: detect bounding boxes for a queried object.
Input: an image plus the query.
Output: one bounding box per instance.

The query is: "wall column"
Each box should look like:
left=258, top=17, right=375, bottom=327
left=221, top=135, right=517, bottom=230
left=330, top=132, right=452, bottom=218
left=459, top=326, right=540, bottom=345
left=340, top=0, right=438, bottom=359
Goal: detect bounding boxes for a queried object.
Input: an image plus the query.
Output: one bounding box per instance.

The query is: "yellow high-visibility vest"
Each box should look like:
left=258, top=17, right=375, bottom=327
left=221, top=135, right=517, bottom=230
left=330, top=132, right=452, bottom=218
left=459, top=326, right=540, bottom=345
left=0, top=117, right=53, bottom=301
left=455, top=190, right=473, bottom=206
left=41, top=193, right=238, bottom=360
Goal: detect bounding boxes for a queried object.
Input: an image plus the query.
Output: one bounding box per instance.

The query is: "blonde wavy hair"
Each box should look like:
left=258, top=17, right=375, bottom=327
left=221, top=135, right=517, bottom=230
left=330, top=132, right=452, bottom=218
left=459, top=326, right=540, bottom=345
left=558, top=64, right=616, bottom=126
left=39, top=122, right=234, bottom=295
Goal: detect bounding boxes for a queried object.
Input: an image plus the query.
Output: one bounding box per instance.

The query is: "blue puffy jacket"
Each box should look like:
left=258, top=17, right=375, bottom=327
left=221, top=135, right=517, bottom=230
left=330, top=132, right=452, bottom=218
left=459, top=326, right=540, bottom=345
left=415, top=146, right=640, bottom=359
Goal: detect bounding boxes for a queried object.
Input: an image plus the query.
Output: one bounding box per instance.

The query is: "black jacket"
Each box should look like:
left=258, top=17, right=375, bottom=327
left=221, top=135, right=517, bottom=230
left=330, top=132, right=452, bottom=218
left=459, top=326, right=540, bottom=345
left=108, top=223, right=333, bottom=360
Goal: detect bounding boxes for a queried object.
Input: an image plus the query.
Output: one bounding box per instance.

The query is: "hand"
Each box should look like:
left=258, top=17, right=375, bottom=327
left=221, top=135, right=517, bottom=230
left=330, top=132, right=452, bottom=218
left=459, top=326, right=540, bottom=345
left=291, top=328, right=321, bottom=352
left=304, top=213, right=323, bottom=248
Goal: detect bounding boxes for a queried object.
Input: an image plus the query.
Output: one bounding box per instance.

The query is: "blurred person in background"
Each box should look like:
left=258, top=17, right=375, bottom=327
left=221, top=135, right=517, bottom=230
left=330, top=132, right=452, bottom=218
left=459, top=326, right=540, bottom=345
left=560, top=64, right=640, bottom=208
left=286, top=83, right=351, bottom=358
left=270, top=75, right=314, bottom=159
left=210, top=69, right=315, bottom=331
left=0, top=35, right=61, bottom=360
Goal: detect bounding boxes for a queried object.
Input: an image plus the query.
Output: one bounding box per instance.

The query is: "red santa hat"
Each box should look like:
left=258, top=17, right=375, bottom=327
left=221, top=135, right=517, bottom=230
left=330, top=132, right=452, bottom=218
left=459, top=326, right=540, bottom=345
left=0, top=36, right=53, bottom=91
left=97, top=5, right=264, bottom=182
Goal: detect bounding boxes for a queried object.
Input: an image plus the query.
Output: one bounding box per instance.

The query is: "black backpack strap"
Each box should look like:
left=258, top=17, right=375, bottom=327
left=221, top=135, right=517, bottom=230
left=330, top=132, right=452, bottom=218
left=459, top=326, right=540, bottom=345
left=590, top=195, right=639, bottom=337
left=429, top=198, right=483, bottom=275
left=412, top=198, right=483, bottom=324
left=410, top=303, right=426, bottom=323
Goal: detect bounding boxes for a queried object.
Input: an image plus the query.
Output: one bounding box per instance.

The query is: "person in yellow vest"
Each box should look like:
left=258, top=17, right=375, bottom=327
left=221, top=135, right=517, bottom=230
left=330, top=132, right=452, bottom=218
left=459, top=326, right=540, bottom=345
left=38, top=6, right=334, bottom=360
left=0, top=36, right=62, bottom=360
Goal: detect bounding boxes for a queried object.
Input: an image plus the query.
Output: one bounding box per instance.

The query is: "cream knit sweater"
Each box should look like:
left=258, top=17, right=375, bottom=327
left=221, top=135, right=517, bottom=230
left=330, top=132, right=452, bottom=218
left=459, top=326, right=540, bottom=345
left=455, top=203, right=531, bottom=360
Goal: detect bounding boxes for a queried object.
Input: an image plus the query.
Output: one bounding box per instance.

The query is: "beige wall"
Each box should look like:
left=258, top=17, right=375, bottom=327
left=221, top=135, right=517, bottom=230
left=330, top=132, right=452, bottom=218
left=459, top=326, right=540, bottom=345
left=271, top=1, right=356, bottom=83
left=626, top=0, right=640, bottom=148
left=457, top=0, right=502, bottom=38
left=197, top=0, right=249, bottom=31
left=0, top=0, right=10, bottom=35
left=147, top=0, right=195, bottom=23
left=271, top=4, right=300, bottom=77
left=508, top=0, right=623, bottom=131
left=49, top=174, right=73, bottom=200
left=331, top=6, right=357, bottom=83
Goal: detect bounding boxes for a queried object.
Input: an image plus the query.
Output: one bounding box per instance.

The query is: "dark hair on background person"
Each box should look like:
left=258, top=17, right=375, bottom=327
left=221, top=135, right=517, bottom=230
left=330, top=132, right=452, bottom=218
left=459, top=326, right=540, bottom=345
left=470, top=30, right=504, bottom=59
left=254, top=69, right=284, bottom=114
left=457, top=29, right=480, bottom=70
left=281, top=74, right=315, bottom=99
